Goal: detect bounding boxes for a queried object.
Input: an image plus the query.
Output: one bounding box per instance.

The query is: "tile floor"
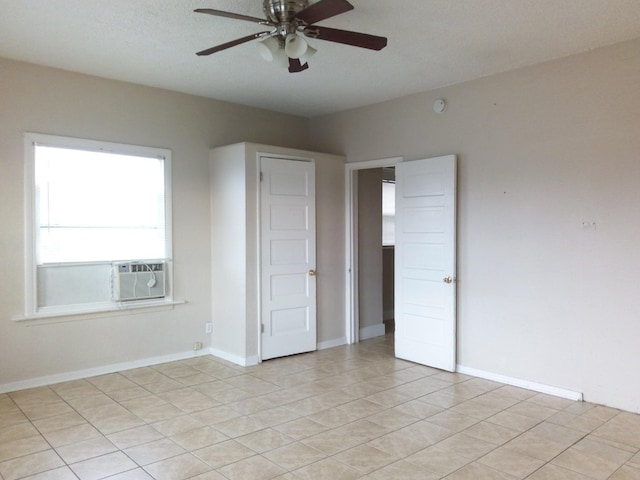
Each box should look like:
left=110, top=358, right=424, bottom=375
left=1, top=335, right=640, bottom=479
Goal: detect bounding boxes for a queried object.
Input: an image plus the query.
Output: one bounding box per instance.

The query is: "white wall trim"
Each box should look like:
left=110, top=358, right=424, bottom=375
left=457, top=365, right=584, bottom=402
left=344, top=156, right=403, bottom=345
left=0, top=349, right=212, bottom=394
left=359, top=323, right=386, bottom=341
left=210, top=348, right=259, bottom=367
left=318, top=337, right=347, bottom=351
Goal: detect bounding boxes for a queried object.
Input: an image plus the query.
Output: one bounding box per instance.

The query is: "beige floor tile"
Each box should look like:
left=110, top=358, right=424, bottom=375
left=21, top=465, right=78, bottom=479
left=106, top=425, right=165, bottom=449
left=445, top=462, right=518, bottom=479
left=451, top=398, right=506, bottom=420
left=426, top=410, right=480, bottom=432
left=573, top=436, right=636, bottom=464
left=478, top=446, right=545, bottom=478
left=70, top=451, right=138, bottom=480
left=124, top=437, right=185, bottom=466
left=301, top=426, right=365, bottom=456
left=193, top=439, right=256, bottom=468
left=32, top=411, right=86, bottom=433
left=151, top=414, right=204, bottom=436
left=405, top=446, right=472, bottom=476
left=213, top=415, right=267, bottom=438
left=293, top=457, right=362, bottom=480
left=0, top=410, right=29, bottom=430
left=526, top=463, right=593, bottom=479
left=609, top=465, right=640, bottom=480
left=235, top=427, right=294, bottom=453
left=505, top=402, right=559, bottom=421
left=552, top=447, right=625, bottom=479
left=333, top=443, right=397, bottom=474
left=462, top=420, right=521, bottom=445
left=87, top=373, right=139, bottom=392
left=390, top=398, right=443, bottom=420
left=132, top=403, right=183, bottom=424
left=0, top=449, right=64, bottom=480
left=104, top=468, right=154, bottom=479
left=217, top=455, right=285, bottom=480
left=55, top=435, right=118, bottom=464
left=0, top=422, right=39, bottom=443
left=248, top=406, right=301, bottom=427
left=43, top=422, right=102, bottom=448
left=21, top=402, right=74, bottom=421
left=492, top=385, right=538, bottom=401
left=593, top=416, right=640, bottom=449
left=264, top=442, right=326, bottom=470
left=504, top=431, right=571, bottom=461
left=143, top=452, right=211, bottom=479
left=366, top=408, right=418, bottom=430
left=273, top=417, right=329, bottom=440
left=527, top=393, right=577, bottom=410
left=487, top=410, right=544, bottom=432
left=4, top=336, right=640, bottom=480
left=0, top=434, right=50, bottom=462
left=367, top=459, right=441, bottom=480
left=190, top=405, right=243, bottom=426
left=188, top=469, right=228, bottom=479
left=170, top=426, right=228, bottom=451
left=435, top=432, right=496, bottom=461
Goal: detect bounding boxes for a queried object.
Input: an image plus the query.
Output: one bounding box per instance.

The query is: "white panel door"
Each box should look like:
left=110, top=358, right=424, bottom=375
left=395, top=155, right=457, bottom=371
left=261, top=156, right=316, bottom=360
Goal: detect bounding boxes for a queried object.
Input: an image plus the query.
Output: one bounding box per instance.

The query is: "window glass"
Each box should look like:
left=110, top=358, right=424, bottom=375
left=35, top=145, right=166, bottom=264
left=382, top=181, right=395, bottom=246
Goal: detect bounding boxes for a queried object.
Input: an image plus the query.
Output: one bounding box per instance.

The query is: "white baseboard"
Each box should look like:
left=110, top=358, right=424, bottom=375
left=359, top=323, right=386, bottom=341
left=456, top=365, right=583, bottom=402
left=0, top=349, right=213, bottom=394
left=210, top=348, right=259, bottom=367
left=318, top=337, right=347, bottom=350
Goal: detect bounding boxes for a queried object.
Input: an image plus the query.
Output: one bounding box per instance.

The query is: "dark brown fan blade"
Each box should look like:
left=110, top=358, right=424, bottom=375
left=304, top=26, right=387, bottom=50
left=288, top=58, right=309, bottom=73
left=194, top=8, right=271, bottom=25
left=196, top=32, right=271, bottom=56
left=293, top=0, right=353, bottom=25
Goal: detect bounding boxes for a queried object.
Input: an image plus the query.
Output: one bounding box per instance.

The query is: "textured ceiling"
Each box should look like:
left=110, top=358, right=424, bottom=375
left=1, top=0, right=640, bottom=117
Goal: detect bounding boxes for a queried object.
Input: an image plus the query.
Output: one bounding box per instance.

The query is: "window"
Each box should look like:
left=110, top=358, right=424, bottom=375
left=382, top=180, right=395, bottom=246
left=24, top=133, right=172, bottom=317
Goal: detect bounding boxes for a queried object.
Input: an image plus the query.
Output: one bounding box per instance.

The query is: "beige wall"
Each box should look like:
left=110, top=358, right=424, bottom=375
left=0, top=57, right=311, bottom=388
left=310, top=38, right=640, bottom=412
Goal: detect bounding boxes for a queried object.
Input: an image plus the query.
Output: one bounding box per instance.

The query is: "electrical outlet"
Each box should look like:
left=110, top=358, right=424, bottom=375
left=193, top=342, right=203, bottom=351
left=205, top=322, right=213, bottom=334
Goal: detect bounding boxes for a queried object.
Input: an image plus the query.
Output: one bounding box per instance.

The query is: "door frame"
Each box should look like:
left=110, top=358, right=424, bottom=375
left=344, top=157, right=403, bottom=344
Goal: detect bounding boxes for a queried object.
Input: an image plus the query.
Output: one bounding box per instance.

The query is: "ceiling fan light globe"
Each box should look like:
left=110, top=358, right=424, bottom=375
left=273, top=48, right=290, bottom=68
left=257, top=37, right=281, bottom=62
left=285, top=33, right=307, bottom=59
left=299, top=45, right=317, bottom=65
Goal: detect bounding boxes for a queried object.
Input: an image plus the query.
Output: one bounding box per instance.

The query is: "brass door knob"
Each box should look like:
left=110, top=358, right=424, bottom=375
left=443, top=276, right=453, bottom=284
left=309, top=269, right=317, bottom=276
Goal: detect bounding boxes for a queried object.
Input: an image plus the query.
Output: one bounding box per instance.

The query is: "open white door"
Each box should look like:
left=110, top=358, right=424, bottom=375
left=395, top=155, right=457, bottom=371
left=260, top=156, right=316, bottom=360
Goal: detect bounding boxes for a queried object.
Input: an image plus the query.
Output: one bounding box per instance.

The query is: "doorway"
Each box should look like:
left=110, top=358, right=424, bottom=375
left=345, top=155, right=458, bottom=371
left=344, top=157, right=402, bottom=344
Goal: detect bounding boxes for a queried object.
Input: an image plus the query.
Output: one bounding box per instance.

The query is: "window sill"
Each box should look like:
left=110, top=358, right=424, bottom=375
left=13, top=299, right=186, bottom=324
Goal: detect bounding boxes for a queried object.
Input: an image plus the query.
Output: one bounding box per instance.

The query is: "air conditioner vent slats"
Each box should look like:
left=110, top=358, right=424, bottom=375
left=112, top=262, right=166, bottom=301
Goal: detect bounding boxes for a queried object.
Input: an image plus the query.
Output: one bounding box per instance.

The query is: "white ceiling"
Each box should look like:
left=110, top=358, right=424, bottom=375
left=1, top=0, right=640, bottom=118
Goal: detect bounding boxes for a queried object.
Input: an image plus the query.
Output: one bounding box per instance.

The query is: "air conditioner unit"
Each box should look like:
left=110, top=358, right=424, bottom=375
left=112, top=262, right=166, bottom=301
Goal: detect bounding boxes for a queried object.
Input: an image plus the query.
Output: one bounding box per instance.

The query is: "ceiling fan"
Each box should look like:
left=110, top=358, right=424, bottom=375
left=194, top=0, right=388, bottom=73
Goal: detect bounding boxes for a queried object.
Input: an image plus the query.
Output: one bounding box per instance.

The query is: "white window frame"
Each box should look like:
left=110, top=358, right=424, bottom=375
left=22, top=133, right=175, bottom=320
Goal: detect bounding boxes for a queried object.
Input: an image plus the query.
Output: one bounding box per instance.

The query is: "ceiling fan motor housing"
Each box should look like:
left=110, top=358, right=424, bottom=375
left=264, top=0, right=309, bottom=24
